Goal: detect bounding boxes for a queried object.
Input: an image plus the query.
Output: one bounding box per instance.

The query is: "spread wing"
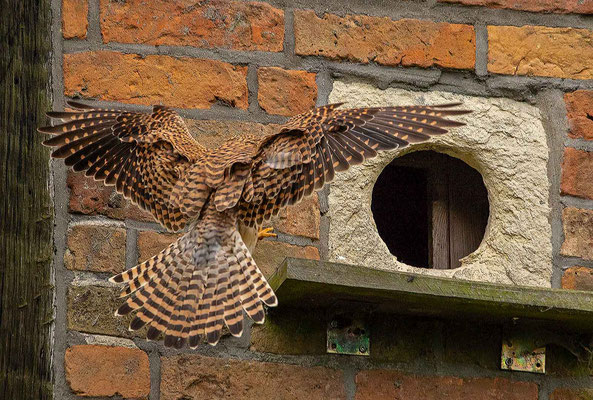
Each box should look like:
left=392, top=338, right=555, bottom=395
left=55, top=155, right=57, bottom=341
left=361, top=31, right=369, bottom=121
left=236, top=103, right=471, bottom=226
left=39, top=101, right=205, bottom=231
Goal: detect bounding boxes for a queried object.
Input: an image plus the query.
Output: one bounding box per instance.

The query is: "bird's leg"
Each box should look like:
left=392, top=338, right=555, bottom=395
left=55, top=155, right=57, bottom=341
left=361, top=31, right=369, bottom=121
left=258, top=227, right=277, bottom=239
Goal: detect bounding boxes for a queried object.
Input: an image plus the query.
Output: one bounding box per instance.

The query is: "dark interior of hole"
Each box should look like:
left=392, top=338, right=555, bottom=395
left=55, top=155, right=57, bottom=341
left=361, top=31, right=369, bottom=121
left=371, top=151, right=489, bottom=269
left=371, top=166, right=429, bottom=268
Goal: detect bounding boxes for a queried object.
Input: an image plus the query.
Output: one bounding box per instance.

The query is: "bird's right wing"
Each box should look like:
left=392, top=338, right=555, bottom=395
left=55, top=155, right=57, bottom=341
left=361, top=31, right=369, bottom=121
left=237, top=102, right=471, bottom=227
left=40, top=101, right=204, bottom=231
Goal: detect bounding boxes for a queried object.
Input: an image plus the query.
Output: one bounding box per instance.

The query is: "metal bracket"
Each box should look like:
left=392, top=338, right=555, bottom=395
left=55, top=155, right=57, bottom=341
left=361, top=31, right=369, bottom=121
left=501, top=329, right=545, bottom=374
left=327, top=314, right=369, bottom=356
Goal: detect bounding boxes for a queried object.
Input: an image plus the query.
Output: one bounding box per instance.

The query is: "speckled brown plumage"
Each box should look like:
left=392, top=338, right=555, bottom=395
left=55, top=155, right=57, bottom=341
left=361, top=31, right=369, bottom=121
left=40, top=100, right=470, bottom=348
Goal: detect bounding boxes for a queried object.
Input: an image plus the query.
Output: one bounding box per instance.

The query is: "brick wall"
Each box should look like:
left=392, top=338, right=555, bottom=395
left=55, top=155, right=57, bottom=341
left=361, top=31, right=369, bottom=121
left=51, top=0, right=593, bottom=398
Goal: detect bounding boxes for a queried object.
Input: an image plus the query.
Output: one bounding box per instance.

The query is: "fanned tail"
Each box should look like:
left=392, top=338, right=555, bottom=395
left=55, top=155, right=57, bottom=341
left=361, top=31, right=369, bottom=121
left=109, top=203, right=277, bottom=348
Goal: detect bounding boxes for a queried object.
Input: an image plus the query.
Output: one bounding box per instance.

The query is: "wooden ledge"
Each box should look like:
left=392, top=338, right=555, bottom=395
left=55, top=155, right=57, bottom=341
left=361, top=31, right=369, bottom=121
left=269, top=258, right=593, bottom=331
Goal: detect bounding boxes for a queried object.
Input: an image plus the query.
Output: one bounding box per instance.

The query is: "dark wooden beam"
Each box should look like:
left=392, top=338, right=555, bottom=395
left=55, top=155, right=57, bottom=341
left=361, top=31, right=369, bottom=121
left=270, top=258, right=593, bottom=332
left=0, top=1, right=53, bottom=399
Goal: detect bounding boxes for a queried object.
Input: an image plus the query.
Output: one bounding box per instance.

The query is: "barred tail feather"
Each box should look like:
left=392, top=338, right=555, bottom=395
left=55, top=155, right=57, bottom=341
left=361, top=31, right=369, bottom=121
left=110, top=207, right=277, bottom=348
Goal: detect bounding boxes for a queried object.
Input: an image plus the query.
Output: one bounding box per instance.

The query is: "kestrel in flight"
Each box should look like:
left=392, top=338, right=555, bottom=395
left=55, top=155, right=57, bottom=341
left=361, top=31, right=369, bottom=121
left=40, top=100, right=469, bottom=348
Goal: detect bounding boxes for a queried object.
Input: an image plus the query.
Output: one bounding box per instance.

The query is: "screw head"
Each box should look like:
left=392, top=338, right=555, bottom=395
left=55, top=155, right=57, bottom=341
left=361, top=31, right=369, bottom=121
left=359, top=345, right=367, bottom=353
left=505, top=358, right=513, bottom=367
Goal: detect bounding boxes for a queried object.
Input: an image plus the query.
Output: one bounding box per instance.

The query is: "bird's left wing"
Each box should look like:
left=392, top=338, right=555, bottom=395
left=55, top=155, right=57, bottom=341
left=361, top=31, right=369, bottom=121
left=236, top=102, right=471, bottom=226
left=39, top=101, right=205, bottom=231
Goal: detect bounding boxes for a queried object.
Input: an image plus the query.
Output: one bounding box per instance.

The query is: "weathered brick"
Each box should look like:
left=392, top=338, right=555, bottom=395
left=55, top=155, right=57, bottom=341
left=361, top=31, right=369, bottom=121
left=488, top=25, right=593, bottom=80
left=64, top=51, right=248, bottom=109
left=63, top=0, right=88, bottom=39
left=355, top=371, right=538, bottom=400
left=160, top=354, right=346, bottom=400
left=561, top=207, right=593, bottom=261
left=186, top=119, right=278, bottom=149
left=64, top=224, right=126, bottom=274
left=65, top=345, right=150, bottom=398
left=137, top=230, right=181, bottom=263
left=257, top=67, right=317, bottom=116
left=561, top=148, right=593, bottom=200
left=439, top=0, right=593, bottom=14
left=250, top=309, right=326, bottom=355
left=551, top=388, right=593, bottom=400
left=294, top=10, right=475, bottom=70
left=565, top=91, right=593, bottom=140
left=68, top=284, right=145, bottom=338
left=67, top=171, right=153, bottom=222
left=100, top=0, right=284, bottom=52
left=252, top=241, right=320, bottom=278
left=562, top=266, right=593, bottom=291
left=272, top=195, right=320, bottom=239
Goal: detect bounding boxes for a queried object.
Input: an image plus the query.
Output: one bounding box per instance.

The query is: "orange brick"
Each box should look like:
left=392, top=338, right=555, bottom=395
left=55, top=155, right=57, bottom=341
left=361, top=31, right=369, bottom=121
left=64, top=224, right=126, bottom=274
left=63, top=0, right=88, bottom=39
left=64, top=51, right=248, bottom=109
left=272, top=195, right=320, bottom=239
left=257, top=67, right=317, bottom=116
left=294, top=10, right=475, bottom=70
left=565, top=91, right=593, bottom=140
left=439, top=0, right=593, bottom=13
left=355, top=370, right=538, bottom=400
left=488, top=25, right=593, bottom=80
left=100, top=0, right=284, bottom=51
left=253, top=241, right=320, bottom=278
left=160, top=354, right=346, bottom=400
left=137, top=230, right=181, bottom=263
left=561, top=207, right=593, bottom=261
left=65, top=345, right=150, bottom=398
left=562, top=266, right=593, bottom=291
left=67, top=171, right=153, bottom=222
left=560, top=148, right=593, bottom=200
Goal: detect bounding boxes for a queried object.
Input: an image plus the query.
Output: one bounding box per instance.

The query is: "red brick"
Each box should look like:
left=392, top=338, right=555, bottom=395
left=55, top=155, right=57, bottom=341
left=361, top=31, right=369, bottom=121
left=257, top=67, right=317, bottom=116
left=561, top=207, right=593, bottom=261
left=63, top=0, right=88, bottom=39
left=67, top=171, right=153, bottom=222
left=64, top=224, right=126, bottom=274
left=64, top=51, right=248, bottom=109
left=137, top=230, right=181, bottom=263
left=439, top=0, right=593, bottom=13
left=355, top=370, right=538, bottom=400
left=160, top=354, right=346, bottom=400
left=294, top=10, right=475, bottom=70
left=65, top=345, right=150, bottom=398
left=252, top=240, right=320, bottom=278
left=565, top=91, right=593, bottom=140
left=272, top=195, right=320, bottom=239
left=551, top=388, right=593, bottom=400
left=100, top=0, right=284, bottom=51
left=561, top=148, right=593, bottom=200
left=488, top=25, right=593, bottom=80
left=562, top=266, right=593, bottom=291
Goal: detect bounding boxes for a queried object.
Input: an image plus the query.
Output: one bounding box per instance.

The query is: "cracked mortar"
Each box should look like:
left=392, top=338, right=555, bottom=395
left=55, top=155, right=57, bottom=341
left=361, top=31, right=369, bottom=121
left=327, top=80, right=552, bottom=287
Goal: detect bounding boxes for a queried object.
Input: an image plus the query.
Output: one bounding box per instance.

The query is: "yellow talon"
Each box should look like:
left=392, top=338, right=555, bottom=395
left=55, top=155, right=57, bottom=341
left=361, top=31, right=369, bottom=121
left=258, top=227, right=277, bottom=239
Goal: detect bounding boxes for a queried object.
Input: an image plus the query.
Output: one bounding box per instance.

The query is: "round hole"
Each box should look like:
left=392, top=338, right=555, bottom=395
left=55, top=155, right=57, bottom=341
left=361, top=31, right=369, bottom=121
left=372, top=151, right=489, bottom=269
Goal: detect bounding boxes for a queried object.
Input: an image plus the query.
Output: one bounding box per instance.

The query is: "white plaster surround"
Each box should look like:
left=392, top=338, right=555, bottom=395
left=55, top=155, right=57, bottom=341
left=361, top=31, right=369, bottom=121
left=327, top=80, right=552, bottom=287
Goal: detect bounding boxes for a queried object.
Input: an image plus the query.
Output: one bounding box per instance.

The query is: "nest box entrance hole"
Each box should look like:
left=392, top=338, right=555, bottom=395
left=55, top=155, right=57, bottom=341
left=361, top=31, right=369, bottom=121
left=371, top=151, right=489, bottom=269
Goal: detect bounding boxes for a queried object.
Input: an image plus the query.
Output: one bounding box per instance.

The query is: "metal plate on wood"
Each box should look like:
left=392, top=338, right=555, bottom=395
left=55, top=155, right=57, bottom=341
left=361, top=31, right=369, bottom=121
left=327, top=316, right=369, bottom=356
left=501, top=335, right=545, bottom=374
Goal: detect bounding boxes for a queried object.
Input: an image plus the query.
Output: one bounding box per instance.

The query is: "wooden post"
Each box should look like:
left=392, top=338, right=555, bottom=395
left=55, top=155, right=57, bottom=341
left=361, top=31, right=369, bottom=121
left=0, top=1, right=53, bottom=399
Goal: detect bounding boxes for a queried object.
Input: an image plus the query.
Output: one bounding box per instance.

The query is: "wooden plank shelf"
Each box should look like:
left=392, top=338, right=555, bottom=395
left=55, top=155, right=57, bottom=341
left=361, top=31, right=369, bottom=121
left=269, top=258, right=593, bottom=332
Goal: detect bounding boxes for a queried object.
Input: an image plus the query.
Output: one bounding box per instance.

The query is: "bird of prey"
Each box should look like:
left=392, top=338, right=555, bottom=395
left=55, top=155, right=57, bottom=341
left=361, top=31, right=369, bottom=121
left=40, top=100, right=469, bottom=348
